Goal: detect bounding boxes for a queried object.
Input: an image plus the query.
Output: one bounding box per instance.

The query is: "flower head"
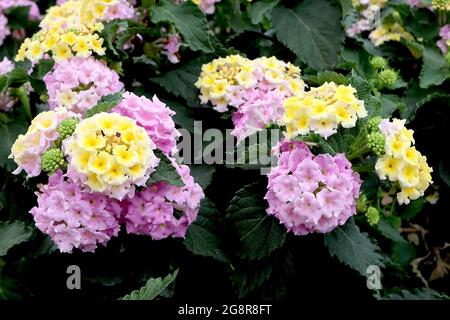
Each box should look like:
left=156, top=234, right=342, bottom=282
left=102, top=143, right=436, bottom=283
left=283, top=82, right=366, bottom=139
left=64, top=112, right=159, bottom=200
left=30, top=170, right=121, bottom=253
left=375, top=118, right=433, bottom=205
left=265, top=141, right=361, bottom=235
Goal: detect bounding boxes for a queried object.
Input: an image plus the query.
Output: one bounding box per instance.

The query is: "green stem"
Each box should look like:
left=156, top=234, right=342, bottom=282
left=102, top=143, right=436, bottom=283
left=348, top=144, right=371, bottom=161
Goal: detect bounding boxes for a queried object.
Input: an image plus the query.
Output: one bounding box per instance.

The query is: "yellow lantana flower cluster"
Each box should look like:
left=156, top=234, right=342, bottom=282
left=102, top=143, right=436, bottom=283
left=369, top=23, right=414, bottom=47
left=282, top=82, right=367, bottom=139
left=15, top=0, right=114, bottom=62
left=375, top=118, right=433, bottom=205
left=195, top=55, right=304, bottom=112
left=64, top=112, right=159, bottom=200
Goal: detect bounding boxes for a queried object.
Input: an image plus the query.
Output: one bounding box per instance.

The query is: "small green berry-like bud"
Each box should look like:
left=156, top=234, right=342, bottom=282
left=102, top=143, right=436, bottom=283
left=356, top=194, right=368, bottom=213
left=57, top=118, right=78, bottom=140
left=370, top=56, right=388, bottom=70
left=366, top=116, right=382, bottom=133
left=365, top=206, right=380, bottom=226
left=367, top=131, right=386, bottom=157
left=379, top=69, right=398, bottom=87
left=41, top=148, right=65, bottom=174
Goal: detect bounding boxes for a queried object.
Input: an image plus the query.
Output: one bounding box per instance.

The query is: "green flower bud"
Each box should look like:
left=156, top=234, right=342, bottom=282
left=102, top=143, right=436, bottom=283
left=57, top=118, right=78, bottom=141
left=356, top=194, right=368, bottom=213
left=366, top=116, right=382, bottom=133
left=41, top=148, right=65, bottom=174
left=379, top=69, right=398, bottom=87
left=370, top=56, right=388, bottom=70
left=365, top=206, right=380, bottom=226
left=367, top=131, right=386, bottom=157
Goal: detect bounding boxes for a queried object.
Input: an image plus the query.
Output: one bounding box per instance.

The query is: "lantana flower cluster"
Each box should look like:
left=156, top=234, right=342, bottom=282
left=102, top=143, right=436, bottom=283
left=15, top=0, right=135, bottom=62
left=346, top=0, right=387, bottom=37
left=369, top=22, right=414, bottom=47
left=265, top=141, right=362, bottom=235
left=113, top=92, right=181, bottom=156
left=375, top=118, right=433, bottom=205
left=44, top=57, right=124, bottom=114
left=19, top=94, right=204, bottom=252
left=64, top=112, right=159, bottom=200
left=196, top=55, right=305, bottom=141
left=9, top=107, right=78, bottom=177
left=123, top=162, right=204, bottom=240
left=0, top=57, right=16, bottom=112
left=191, top=0, right=222, bottom=14
left=437, top=24, right=450, bottom=54
left=282, top=82, right=367, bottom=139
left=31, top=170, right=122, bottom=253
left=0, top=0, right=40, bottom=46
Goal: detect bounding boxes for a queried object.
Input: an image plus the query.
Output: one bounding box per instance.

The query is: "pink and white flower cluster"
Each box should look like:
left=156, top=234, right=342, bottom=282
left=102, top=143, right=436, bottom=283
left=44, top=57, right=124, bottom=115
left=10, top=107, right=78, bottom=177
left=265, top=141, right=362, bottom=235
left=0, top=57, right=16, bottom=112
left=123, top=162, right=204, bottom=240
left=113, top=92, right=181, bottom=156
left=31, top=170, right=122, bottom=253
left=56, top=0, right=136, bottom=21
left=346, top=0, right=385, bottom=38
left=437, top=24, right=450, bottom=54
left=0, top=0, right=40, bottom=45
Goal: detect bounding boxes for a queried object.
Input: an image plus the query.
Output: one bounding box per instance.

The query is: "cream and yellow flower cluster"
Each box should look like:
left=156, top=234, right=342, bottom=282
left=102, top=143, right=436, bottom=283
left=369, top=22, right=414, bottom=47
left=64, top=112, right=159, bottom=200
left=375, top=118, right=433, bottom=205
left=15, top=0, right=121, bottom=62
left=195, top=55, right=304, bottom=112
left=282, top=82, right=367, bottom=139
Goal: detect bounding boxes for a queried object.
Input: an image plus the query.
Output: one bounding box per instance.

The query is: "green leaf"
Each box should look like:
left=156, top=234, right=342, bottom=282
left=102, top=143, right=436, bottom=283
left=150, top=57, right=208, bottom=107
left=30, top=59, right=54, bottom=80
left=102, top=20, right=129, bottom=57
left=248, top=0, right=279, bottom=24
left=380, top=94, right=405, bottom=118
left=4, top=6, right=33, bottom=29
left=84, top=90, right=124, bottom=118
left=304, top=71, right=348, bottom=86
left=402, top=83, right=449, bottom=121
left=0, top=120, right=28, bottom=170
left=29, top=58, right=55, bottom=95
left=419, top=47, right=450, bottom=89
left=0, top=277, right=24, bottom=300
left=0, top=68, right=29, bottom=93
left=0, top=221, right=33, bottom=256
left=348, top=69, right=382, bottom=117
left=226, top=183, right=286, bottom=261
left=399, top=199, right=423, bottom=220
left=184, top=198, right=229, bottom=262
left=147, top=150, right=184, bottom=187
left=439, top=160, right=450, bottom=188
left=382, top=288, right=449, bottom=300
left=188, top=165, right=215, bottom=190
left=120, top=269, right=178, bottom=300
left=324, top=218, right=385, bottom=276
left=376, top=215, right=407, bottom=243
left=392, top=241, right=416, bottom=269
left=151, top=1, right=214, bottom=53
left=271, top=0, right=345, bottom=70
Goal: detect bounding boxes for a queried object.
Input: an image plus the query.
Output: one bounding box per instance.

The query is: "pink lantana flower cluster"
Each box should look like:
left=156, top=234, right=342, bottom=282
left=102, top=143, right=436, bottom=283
left=113, top=92, right=181, bottom=156
left=123, top=162, right=204, bottom=240
left=31, top=170, right=122, bottom=253
left=0, top=0, right=40, bottom=45
left=265, top=141, right=362, bottom=235
left=56, top=0, right=136, bottom=21
left=44, top=57, right=124, bottom=115
left=437, top=24, right=450, bottom=54
left=161, top=33, right=181, bottom=64
left=0, top=57, right=16, bottom=112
